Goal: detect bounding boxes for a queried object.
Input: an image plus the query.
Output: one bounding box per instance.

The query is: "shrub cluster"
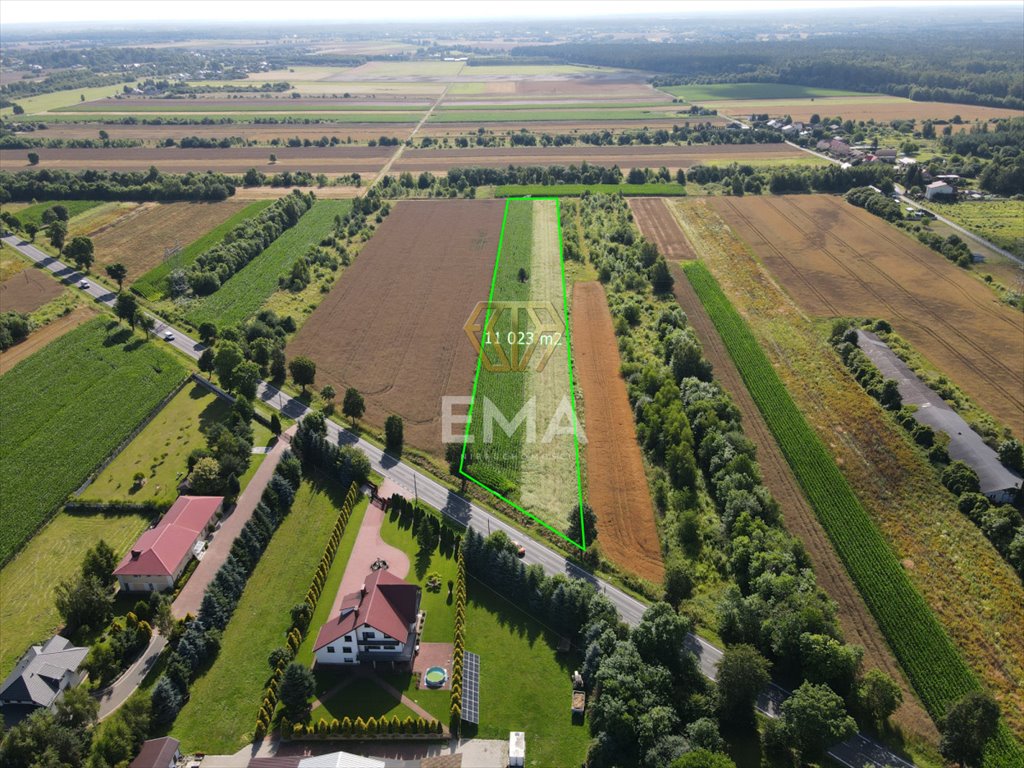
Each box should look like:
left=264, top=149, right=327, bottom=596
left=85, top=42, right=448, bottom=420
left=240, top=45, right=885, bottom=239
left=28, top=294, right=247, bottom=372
left=291, top=412, right=371, bottom=487
left=186, top=190, right=314, bottom=296
left=150, top=459, right=300, bottom=725
left=0, top=312, right=30, bottom=351
left=254, top=481, right=360, bottom=739
left=845, top=186, right=903, bottom=222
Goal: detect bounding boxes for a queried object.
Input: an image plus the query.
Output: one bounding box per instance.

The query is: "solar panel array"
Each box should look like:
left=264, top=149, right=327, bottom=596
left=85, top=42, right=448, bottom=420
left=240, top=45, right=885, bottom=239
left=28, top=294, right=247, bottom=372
left=461, top=651, right=480, bottom=724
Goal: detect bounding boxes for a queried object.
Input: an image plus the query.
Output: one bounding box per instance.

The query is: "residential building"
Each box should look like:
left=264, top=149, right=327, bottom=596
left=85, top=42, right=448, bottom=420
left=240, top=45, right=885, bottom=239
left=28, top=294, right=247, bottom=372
left=0, top=636, right=88, bottom=717
left=129, top=737, right=181, bottom=768
left=113, top=495, right=223, bottom=592
left=314, top=569, right=422, bottom=668
left=829, top=138, right=851, bottom=156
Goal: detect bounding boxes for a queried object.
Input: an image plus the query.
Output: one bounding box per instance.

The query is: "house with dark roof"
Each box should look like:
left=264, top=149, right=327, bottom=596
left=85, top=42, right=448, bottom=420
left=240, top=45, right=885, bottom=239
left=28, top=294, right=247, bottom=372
left=129, top=737, right=181, bottom=768
left=114, top=496, right=223, bottom=592
left=313, top=569, right=421, bottom=668
left=0, top=636, right=88, bottom=717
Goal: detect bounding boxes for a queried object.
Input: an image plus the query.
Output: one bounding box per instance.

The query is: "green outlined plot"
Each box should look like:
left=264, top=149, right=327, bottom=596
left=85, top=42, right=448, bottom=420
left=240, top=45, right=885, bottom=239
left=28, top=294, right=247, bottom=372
left=459, top=198, right=587, bottom=550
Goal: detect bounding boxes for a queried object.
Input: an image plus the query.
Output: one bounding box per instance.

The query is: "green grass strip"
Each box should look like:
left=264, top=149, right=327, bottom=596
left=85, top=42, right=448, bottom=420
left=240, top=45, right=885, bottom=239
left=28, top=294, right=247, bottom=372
left=0, top=318, right=186, bottom=565
left=132, top=200, right=274, bottom=301
left=682, top=261, right=1023, bottom=766
left=185, top=199, right=350, bottom=328
left=13, top=200, right=104, bottom=229
left=495, top=183, right=687, bottom=198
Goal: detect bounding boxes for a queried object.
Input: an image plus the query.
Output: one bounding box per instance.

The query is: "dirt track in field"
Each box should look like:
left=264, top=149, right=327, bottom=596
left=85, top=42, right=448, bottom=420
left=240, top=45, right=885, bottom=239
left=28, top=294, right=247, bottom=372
left=0, top=306, right=95, bottom=376
left=629, top=198, right=697, bottom=259
left=0, top=267, right=62, bottom=313
left=0, top=146, right=393, bottom=174
left=287, top=200, right=505, bottom=454
left=710, top=195, right=1024, bottom=436
left=90, top=200, right=249, bottom=279
left=666, top=259, right=937, bottom=739
left=391, top=143, right=805, bottom=173
left=573, top=281, right=664, bottom=584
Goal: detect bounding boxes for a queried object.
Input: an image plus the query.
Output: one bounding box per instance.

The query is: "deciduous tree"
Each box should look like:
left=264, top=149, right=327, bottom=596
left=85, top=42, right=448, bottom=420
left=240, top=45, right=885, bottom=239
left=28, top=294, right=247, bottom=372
left=47, top=220, right=67, bottom=253
left=289, top=355, right=316, bottom=393
left=343, top=387, right=365, bottom=424
left=65, top=236, right=94, bottom=271
left=716, top=643, right=771, bottom=725
left=105, top=262, right=128, bottom=291
left=940, top=691, right=1000, bottom=768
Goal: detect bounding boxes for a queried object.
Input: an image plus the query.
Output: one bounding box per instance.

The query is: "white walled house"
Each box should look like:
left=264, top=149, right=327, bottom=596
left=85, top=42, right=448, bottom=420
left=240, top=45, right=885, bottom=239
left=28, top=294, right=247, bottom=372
left=925, top=181, right=956, bottom=200
left=314, top=569, right=421, bottom=668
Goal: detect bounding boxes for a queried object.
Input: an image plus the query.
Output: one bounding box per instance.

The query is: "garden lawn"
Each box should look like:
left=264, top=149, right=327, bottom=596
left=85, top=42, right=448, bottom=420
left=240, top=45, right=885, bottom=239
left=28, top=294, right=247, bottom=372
left=309, top=676, right=419, bottom=725
left=0, top=318, right=186, bottom=565
left=170, top=477, right=365, bottom=754
left=79, top=382, right=231, bottom=504
left=13, top=200, right=104, bottom=230
left=185, top=199, right=351, bottom=328
left=0, top=507, right=154, bottom=678
left=132, top=200, right=273, bottom=300
left=466, top=579, right=590, bottom=768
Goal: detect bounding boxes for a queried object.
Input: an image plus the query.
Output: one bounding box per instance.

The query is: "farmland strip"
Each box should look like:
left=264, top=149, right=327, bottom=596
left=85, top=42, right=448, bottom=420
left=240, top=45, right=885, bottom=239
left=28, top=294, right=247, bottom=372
left=683, top=261, right=1023, bottom=766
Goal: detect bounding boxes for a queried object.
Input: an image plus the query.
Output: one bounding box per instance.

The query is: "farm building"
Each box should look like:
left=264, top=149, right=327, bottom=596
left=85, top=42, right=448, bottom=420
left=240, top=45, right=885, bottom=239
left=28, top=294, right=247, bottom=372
left=829, top=138, right=851, bottom=156
left=128, top=737, right=181, bottom=768
left=313, top=569, right=422, bottom=668
left=0, top=635, right=88, bottom=720
left=925, top=181, right=956, bottom=200
left=113, top=495, right=223, bottom=592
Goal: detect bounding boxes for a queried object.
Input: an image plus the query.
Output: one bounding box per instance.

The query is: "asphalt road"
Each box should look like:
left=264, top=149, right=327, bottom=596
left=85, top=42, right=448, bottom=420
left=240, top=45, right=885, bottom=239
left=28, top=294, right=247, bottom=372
left=3, top=234, right=916, bottom=766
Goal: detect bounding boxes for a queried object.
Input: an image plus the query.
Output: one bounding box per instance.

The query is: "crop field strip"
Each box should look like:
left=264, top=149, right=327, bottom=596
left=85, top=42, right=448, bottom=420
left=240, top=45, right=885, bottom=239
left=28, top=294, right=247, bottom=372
left=132, top=200, right=274, bottom=300
left=684, top=262, right=1024, bottom=765
left=287, top=199, right=505, bottom=454
left=0, top=317, right=186, bottom=565
left=628, top=198, right=698, bottom=260
left=186, top=199, right=351, bottom=328
left=710, top=196, right=1024, bottom=436
left=461, top=198, right=585, bottom=547
left=0, top=266, right=63, bottom=314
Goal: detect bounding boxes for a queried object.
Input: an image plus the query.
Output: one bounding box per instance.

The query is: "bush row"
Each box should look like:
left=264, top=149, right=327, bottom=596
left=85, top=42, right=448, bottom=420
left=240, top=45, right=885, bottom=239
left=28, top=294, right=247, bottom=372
left=254, top=480, right=360, bottom=739
left=290, top=412, right=371, bottom=488
left=186, top=190, right=314, bottom=296
left=150, top=459, right=300, bottom=726
left=449, top=543, right=467, bottom=733
left=280, top=714, right=443, bottom=740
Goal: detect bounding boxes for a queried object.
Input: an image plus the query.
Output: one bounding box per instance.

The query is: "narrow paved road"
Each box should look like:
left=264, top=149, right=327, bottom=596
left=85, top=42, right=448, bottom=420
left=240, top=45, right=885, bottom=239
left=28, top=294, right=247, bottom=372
left=96, top=632, right=167, bottom=719
left=3, top=235, right=915, bottom=767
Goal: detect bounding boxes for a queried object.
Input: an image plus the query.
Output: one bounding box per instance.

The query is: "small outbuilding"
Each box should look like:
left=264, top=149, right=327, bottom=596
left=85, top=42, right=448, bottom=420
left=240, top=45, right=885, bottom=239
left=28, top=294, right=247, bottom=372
left=925, top=181, right=956, bottom=200
left=129, top=737, right=181, bottom=768
left=509, top=731, right=526, bottom=767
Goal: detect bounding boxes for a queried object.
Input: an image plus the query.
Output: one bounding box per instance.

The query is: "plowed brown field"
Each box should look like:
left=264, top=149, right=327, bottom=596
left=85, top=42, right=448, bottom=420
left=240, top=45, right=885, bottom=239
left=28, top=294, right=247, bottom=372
left=391, top=143, right=806, bottom=173
left=0, top=267, right=62, bottom=313
left=0, top=146, right=392, bottom=174
left=90, top=200, right=249, bottom=278
left=629, top=198, right=697, bottom=260
left=667, top=261, right=935, bottom=739
left=36, top=122, right=417, bottom=144
left=287, top=200, right=505, bottom=454
left=573, top=282, right=664, bottom=584
left=710, top=195, right=1024, bottom=436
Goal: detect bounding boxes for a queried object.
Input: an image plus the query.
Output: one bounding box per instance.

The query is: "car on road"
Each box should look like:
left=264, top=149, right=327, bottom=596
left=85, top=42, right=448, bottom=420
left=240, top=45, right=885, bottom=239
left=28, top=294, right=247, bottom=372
left=512, top=540, right=526, bottom=558
left=163, top=331, right=175, bottom=341
left=79, top=279, right=90, bottom=289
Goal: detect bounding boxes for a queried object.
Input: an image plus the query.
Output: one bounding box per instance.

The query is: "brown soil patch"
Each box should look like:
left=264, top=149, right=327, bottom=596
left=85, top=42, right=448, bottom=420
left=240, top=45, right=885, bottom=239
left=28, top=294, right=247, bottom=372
left=0, top=305, right=96, bottom=376
left=0, top=267, right=63, bottom=314
left=231, top=185, right=366, bottom=200
left=392, top=143, right=804, bottom=173
left=629, top=198, right=697, bottom=260
left=668, top=260, right=937, bottom=741
left=573, top=282, right=664, bottom=584
left=35, top=122, right=417, bottom=144
left=0, top=146, right=393, bottom=174
left=712, top=98, right=1024, bottom=124
left=287, top=199, right=505, bottom=454
left=90, top=200, right=249, bottom=279
left=709, top=195, right=1024, bottom=436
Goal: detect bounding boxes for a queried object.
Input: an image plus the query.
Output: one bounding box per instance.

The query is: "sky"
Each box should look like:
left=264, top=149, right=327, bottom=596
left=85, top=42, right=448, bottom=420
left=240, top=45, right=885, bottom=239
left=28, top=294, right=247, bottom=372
left=1, top=0, right=1016, bottom=26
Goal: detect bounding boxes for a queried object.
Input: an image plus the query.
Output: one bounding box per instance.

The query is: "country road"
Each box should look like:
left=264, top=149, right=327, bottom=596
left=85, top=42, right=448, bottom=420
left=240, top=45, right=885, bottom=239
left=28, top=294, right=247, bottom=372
left=3, top=234, right=915, bottom=768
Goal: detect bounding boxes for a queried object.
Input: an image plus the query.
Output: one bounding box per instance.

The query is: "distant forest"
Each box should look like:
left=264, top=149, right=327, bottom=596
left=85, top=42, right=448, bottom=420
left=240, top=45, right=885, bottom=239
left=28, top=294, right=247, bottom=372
left=513, top=26, right=1024, bottom=111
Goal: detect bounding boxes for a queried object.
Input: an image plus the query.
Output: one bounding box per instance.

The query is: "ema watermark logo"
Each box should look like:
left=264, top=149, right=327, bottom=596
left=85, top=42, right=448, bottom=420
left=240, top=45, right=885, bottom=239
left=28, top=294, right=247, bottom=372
left=463, top=301, right=563, bottom=373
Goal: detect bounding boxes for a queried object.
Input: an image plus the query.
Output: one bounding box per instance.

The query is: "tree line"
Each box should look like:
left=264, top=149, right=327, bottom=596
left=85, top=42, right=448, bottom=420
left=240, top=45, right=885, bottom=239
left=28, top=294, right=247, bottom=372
left=0, top=167, right=236, bottom=203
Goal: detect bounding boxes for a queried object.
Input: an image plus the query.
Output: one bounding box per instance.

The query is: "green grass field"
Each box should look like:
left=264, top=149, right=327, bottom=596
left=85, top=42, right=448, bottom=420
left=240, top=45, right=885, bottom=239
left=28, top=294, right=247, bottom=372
left=683, top=261, right=1024, bottom=767
left=185, top=199, right=350, bottom=328
left=938, top=200, right=1024, bottom=258
left=439, top=101, right=666, bottom=113
left=78, top=382, right=230, bottom=504
left=495, top=183, right=688, bottom=198
left=25, top=113, right=422, bottom=125
left=132, top=200, right=274, bottom=300
left=171, top=478, right=366, bottom=754
left=461, top=64, right=610, bottom=77
left=309, top=676, right=419, bottom=725
left=58, top=101, right=426, bottom=114
left=661, top=82, right=872, bottom=101
left=12, top=200, right=105, bottom=230
left=0, top=507, right=154, bottom=678
left=0, top=83, right=132, bottom=116
left=430, top=107, right=687, bottom=123
left=465, top=578, right=590, bottom=767
left=0, top=318, right=186, bottom=565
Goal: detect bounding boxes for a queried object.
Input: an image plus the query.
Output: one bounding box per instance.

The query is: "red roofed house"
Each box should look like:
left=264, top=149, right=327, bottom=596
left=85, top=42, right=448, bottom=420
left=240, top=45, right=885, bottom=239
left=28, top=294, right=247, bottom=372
left=114, top=496, right=223, bottom=593
left=313, top=569, right=421, bottom=668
